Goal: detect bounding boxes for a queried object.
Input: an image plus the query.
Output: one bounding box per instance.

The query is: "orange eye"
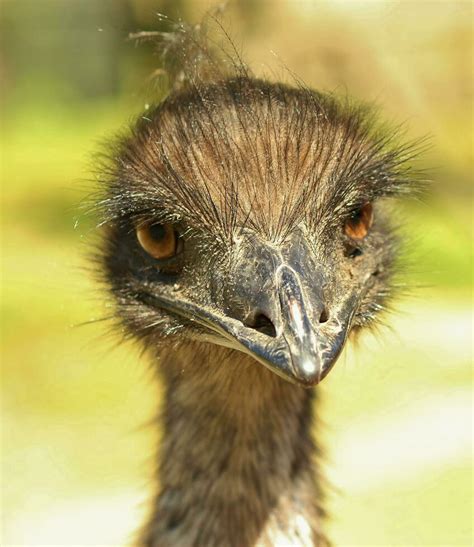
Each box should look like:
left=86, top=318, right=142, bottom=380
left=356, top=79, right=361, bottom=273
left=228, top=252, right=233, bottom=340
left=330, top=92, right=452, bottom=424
left=344, top=203, right=373, bottom=240
left=136, top=223, right=177, bottom=260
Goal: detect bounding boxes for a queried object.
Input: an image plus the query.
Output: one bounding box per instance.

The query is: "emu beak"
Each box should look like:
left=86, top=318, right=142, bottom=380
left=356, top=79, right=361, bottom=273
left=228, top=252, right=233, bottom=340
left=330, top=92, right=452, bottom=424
left=218, top=262, right=357, bottom=387
left=143, top=239, right=357, bottom=387
left=271, top=264, right=335, bottom=386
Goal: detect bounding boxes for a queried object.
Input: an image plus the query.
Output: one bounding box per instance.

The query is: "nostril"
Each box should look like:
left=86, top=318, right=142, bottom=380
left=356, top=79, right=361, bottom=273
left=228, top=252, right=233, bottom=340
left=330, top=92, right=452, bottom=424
left=244, top=313, right=277, bottom=338
left=319, top=308, right=329, bottom=324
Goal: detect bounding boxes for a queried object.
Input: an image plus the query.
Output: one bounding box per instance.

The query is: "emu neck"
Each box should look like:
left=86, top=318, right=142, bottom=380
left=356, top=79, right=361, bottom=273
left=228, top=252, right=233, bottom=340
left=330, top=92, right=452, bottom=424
left=141, top=343, right=326, bottom=547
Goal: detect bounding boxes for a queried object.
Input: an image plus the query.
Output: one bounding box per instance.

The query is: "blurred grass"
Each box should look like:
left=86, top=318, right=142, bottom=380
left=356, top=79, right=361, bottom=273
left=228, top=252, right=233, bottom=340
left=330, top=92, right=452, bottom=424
left=1, top=0, right=472, bottom=545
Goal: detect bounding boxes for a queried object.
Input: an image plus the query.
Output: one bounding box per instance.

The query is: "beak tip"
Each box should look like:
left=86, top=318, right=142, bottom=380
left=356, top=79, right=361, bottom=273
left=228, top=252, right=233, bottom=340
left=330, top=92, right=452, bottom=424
left=292, top=358, right=323, bottom=387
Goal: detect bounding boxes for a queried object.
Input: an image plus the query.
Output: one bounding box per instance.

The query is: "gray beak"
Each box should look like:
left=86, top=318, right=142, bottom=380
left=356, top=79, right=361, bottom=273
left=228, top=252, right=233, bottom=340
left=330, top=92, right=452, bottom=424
left=216, top=255, right=356, bottom=387
left=274, top=263, right=327, bottom=385
left=144, top=236, right=358, bottom=387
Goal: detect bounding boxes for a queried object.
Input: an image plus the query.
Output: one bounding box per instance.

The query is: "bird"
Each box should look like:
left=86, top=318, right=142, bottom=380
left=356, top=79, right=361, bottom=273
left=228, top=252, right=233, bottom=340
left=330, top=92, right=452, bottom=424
left=94, top=18, right=422, bottom=547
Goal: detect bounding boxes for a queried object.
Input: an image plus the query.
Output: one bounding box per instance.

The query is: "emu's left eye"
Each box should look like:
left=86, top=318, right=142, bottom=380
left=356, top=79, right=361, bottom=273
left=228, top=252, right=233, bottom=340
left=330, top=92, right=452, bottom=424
left=136, top=223, right=178, bottom=260
left=344, top=203, right=373, bottom=240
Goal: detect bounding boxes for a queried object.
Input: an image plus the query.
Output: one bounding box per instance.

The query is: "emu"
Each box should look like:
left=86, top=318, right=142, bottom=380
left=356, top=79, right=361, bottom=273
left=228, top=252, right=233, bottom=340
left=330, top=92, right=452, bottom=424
left=96, top=25, right=420, bottom=547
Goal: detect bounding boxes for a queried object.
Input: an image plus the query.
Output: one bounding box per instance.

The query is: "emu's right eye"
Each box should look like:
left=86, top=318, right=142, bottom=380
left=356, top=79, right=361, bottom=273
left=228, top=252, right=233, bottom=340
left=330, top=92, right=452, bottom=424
left=136, top=223, right=178, bottom=260
left=344, top=203, right=373, bottom=240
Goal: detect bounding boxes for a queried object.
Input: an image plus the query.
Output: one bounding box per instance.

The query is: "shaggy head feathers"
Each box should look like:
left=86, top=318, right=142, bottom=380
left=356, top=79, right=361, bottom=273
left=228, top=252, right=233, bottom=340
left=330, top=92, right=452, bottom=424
left=100, top=76, right=421, bottom=247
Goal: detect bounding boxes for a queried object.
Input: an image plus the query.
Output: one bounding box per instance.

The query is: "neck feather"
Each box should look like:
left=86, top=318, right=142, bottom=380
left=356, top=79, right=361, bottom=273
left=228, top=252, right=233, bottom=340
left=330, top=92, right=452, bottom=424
left=139, top=342, right=328, bottom=547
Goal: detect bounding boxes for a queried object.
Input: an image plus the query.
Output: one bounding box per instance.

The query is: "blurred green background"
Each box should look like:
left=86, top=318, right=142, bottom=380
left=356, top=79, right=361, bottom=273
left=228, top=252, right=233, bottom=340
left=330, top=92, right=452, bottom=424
left=1, top=1, right=472, bottom=545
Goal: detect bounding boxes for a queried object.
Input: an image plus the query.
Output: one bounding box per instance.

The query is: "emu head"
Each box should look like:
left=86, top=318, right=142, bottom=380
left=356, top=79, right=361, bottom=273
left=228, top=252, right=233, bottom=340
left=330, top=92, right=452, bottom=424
left=100, top=77, right=417, bottom=387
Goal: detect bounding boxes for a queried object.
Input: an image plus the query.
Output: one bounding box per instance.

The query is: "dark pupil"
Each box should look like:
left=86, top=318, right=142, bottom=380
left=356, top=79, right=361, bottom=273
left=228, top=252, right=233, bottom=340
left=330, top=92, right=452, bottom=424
left=350, top=208, right=363, bottom=223
left=149, top=223, right=166, bottom=242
